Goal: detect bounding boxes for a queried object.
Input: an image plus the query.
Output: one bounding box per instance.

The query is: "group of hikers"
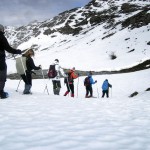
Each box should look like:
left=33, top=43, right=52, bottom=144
left=0, top=24, right=112, bottom=99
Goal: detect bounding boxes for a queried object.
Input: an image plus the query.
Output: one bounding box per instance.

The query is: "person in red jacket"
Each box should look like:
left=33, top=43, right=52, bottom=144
left=64, top=67, right=78, bottom=97
left=0, top=24, right=22, bottom=99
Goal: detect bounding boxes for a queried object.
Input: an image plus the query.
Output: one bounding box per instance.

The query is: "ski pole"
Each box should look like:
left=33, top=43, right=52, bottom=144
left=77, top=76, right=79, bottom=98
left=16, top=79, right=22, bottom=92
left=111, top=87, right=112, bottom=98
left=96, top=83, right=99, bottom=98
left=41, top=68, right=49, bottom=95
left=43, top=79, right=50, bottom=94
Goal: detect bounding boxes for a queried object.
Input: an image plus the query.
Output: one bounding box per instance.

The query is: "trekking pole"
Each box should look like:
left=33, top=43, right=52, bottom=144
left=77, top=77, right=79, bottom=98
left=41, top=68, right=49, bottom=95
left=65, top=74, right=71, bottom=97
left=16, top=79, right=22, bottom=92
left=43, top=79, right=50, bottom=94
left=96, top=83, right=99, bottom=98
left=111, top=87, right=112, bottom=98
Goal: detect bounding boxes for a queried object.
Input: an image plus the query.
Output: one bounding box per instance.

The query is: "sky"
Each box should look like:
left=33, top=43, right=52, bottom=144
left=0, top=0, right=91, bottom=27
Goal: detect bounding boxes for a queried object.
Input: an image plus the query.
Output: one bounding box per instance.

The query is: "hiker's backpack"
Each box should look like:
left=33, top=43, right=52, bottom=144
left=84, top=77, right=91, bottom=86
left=16, top=56, right=27, bottom=75
left=64, top=72, right=72, bottom=84
left=48, top=65, right=57, bottom=78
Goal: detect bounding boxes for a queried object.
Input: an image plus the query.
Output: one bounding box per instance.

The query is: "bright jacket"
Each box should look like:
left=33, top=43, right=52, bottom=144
left=88, top=75, right=96, bottom=85
left=102, top=80, right=112, bottom=90
left=68, top=69, right=78, bottom=84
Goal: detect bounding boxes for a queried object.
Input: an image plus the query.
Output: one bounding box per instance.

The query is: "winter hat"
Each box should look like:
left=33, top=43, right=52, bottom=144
left=55, top=59, right=59, bottom=63
left=72, top=67, right=75, bottom=71
left=87, top=71, right=92, bottom=76
left=89, top=71, right=92, bottom=75
left=0, top=24, right=4, bottom=32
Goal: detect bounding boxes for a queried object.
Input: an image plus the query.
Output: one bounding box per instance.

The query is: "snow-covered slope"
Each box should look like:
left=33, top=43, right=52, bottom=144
left=5, top=0, right=150, bottom=73
left=0, top=69, right=150, bottom=150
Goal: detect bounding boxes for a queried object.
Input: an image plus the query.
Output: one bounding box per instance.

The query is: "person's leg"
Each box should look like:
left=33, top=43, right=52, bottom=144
left=52, top=80, right=57, bottom=95
left=106, top=90, right=109, bottom=98
left=23, top=73, right=32, bottom=94
left=102, top=90, right=105, bottom=98
left=85, top=86, right=90, bottom=98
left=70, top=84, right=74, bottom=97
left=0, top=65, right=8, bottom=98
left=55, top=80, right=61, bottom=95
left=89, top=86, right=93, bottom=97
left=64, top=82, right=70, bottom=96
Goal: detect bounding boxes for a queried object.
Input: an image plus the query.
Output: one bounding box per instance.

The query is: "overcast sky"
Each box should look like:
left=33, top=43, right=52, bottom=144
left=0, top=0, right=91, bottom=27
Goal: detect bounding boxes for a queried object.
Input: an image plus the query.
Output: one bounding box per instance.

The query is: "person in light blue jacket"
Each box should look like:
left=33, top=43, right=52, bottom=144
left=84, top=71, right=97, bottom=98
left=102, top=79, right=112, bottom=98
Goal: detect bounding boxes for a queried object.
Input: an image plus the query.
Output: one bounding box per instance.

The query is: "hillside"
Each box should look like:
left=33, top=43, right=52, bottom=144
left=5, top=0, right=150, bottom=75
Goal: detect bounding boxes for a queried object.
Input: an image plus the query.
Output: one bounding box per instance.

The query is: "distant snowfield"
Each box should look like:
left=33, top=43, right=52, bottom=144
left=0, top=69, right=150, bottom=150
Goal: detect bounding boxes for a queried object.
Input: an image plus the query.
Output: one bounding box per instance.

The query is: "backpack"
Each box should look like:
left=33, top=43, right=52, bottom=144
left=64, top=72, right=72, bottom=84
left=16, top=56, right=27, bottom=75
left=48, top=65, right=57, bottom=78
left=84, top=77, right=90, bottom=86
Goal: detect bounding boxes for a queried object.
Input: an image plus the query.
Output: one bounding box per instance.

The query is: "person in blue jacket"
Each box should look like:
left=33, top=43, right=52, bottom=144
left=102, top=79, right=112, bottom=98
left=84, top=71, right=97, bottom=98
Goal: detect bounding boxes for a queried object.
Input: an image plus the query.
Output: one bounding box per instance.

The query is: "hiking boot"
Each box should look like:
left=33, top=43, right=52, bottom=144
left=64, top=91, right=69, bottom=96
left=85, top=95, right=89, bottom=98
left=23, top=91, right=32, bottom=94
left=87, top=95, right=93, bottom=98
left=0, top=92, right=9, bottom=99
left=71, top=94, right=74, bottom=97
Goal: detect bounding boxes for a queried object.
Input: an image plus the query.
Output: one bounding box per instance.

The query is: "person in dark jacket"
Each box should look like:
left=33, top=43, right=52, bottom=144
left=64, top=67, right=78, bottom=97
left=20, top=49, right=41, bottom=94
left=84, top=71, right=97, bottom=98
left=101, top=79, right=112, bottom=98
left=0, top=24, right=22, bottom=99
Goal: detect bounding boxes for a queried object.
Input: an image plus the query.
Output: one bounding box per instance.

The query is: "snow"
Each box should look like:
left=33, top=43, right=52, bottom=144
left=0, top=69, right=150, bottom=150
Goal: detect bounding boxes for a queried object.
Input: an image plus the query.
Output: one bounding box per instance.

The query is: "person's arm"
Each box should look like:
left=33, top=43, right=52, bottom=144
left=27, top=57, right=40, bottom=70
left=2, top=35, right=21, bottom=54
left=59, top=66, right=66, bottom=77
left=90, top=77, right=97, bottom=84
left=108, top=83, right=112, bottom=88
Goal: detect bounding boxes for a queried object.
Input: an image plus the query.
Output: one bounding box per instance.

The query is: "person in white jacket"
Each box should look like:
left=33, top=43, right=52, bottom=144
left=51, top=59, right=65, bottom=95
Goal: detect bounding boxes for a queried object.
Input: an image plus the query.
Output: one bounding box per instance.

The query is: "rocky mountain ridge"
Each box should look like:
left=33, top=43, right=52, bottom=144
left=5, top=0, right=150, bottom=50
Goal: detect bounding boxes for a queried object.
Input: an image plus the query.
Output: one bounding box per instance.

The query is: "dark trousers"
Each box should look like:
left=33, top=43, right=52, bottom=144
left=85, top=85, right=93, bottom=97
left=0, top=64, right=7, bottom=93
left=21, top=72, right=32, bottom=94
left=21, top=72, right=32, bottom=85
left=52, top=80, right=61, bottom=95
left=66, top=82, right=74, bottom=94
left=102, top=90, right=109, bottom=98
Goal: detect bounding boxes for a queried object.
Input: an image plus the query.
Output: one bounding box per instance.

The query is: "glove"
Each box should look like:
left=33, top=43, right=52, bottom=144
left=39, top=65, right=42, bottom=69
left=95, top=80, right=97, bottom=83
left=16, top=49, right=22, bottom=54
left=78, top=73, right=80, bottom=76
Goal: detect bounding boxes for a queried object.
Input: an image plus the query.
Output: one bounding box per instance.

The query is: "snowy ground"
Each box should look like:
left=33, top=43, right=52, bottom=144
left=0, top=69, right=150, bottom=150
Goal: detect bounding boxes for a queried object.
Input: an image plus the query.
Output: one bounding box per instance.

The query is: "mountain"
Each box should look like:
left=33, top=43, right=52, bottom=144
left=5, top=0, right=150, bottom=76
